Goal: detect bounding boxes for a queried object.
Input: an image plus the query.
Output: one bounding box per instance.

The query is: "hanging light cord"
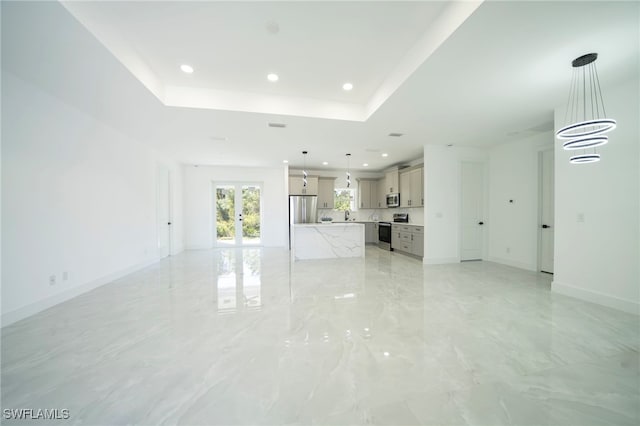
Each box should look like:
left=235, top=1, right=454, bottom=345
left=346, top=153, right=351, bottom=188
left=557, top=53, right=616, bottom=164
left=302, top=151, right=308, bottom=187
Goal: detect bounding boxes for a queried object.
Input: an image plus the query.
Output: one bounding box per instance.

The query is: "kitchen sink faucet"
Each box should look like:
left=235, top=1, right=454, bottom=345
left=344, top=210, right=350, bottom=221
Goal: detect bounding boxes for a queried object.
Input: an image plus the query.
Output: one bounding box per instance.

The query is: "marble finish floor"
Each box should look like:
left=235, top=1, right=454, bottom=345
left=2, top=247, right=639, bottom=425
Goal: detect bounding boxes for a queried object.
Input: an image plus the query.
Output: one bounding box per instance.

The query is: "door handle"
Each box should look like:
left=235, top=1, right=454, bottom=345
left=542, top=224, right=551, bottom=229
left=168, top=222, right=172, bottom=225
left=478, top=221, right=484, bottom=225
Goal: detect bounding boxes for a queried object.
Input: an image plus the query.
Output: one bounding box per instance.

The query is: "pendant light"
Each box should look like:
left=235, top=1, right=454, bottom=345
left=302, top=151, right=308, bottom=187
left=345, top=153, right=351, bottom=188
left=556, top=53, right=616, bottom=164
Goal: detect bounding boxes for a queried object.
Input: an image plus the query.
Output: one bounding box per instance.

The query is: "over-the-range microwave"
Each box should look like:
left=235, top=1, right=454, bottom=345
left=386, top=193, right=400, bottom=208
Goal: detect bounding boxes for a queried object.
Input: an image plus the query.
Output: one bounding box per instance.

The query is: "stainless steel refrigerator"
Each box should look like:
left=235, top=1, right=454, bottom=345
left=289, top=195, right=318, bottom=248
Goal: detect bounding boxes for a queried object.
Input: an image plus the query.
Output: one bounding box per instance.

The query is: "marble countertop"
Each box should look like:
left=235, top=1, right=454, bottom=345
left=293, top=222, right=364, bottom=227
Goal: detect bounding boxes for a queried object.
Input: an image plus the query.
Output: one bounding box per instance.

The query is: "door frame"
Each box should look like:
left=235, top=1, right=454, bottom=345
left=537, top=149, right=554, bottom=273
left=459, top=160, right=487, bottom=261
left=212, top=181, right=263, bottom=247
left=157, top=164, right=172, bottom=258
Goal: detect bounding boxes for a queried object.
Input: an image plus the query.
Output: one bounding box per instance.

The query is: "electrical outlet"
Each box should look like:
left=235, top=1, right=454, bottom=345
left=577, top=213, right=585, bottom=223
left=49, top=275, right=56, bottom=286
left=506, top=247, right=511, bottom=254
left=62, top=271, right=69, bottom=281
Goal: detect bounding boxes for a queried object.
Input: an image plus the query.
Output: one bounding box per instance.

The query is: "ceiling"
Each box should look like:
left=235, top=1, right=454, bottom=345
left=2, top=1, right=639, bottom=171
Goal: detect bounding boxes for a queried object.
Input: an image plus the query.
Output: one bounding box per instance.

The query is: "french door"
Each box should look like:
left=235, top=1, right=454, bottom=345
left=215, top=183, right=261, bottom=246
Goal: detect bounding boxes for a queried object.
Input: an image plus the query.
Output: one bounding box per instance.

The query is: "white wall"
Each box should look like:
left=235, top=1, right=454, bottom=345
left=423, top=145, right=489, bottom=264
left=552, top=76, right=640, bottom=314
left=184, top=165, right=288, bottom=249
left=1, top=71, right=184, bottom=326
left=487, top=133, right=553, bottom=270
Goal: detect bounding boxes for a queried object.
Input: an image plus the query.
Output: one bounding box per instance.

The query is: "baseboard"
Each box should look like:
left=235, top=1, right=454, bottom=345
left=1, top=258, right=159, bottom=327
left=423, top=257, right=460, bottom=265
left=552, top=280, right=640, bottom=315
left=487, top=256, right=536, bottom=272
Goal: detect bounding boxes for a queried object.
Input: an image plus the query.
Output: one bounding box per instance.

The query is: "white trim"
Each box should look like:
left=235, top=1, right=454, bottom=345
left=552, top=280, right=639, bottom=315
left=1, top=258, right=159, bottom=327
left=212, top=181, right=264, bottom=248
left=459, top=160, right=487, bottom=261
left=423, top=257, right=460, bottom=265
left=487, top=256, right=536, bottom=272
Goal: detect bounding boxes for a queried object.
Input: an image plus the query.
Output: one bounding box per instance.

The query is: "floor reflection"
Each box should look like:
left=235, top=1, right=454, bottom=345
left=216, top=249, right=262, bottom=313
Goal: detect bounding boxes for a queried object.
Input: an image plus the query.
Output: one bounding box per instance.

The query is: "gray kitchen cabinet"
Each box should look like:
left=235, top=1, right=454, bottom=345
left=385, top=169, right=399, bottom=194
left=365, top=222, right=377, bottom=243
left=392, top=224, right=423, bottom=258
left=358, top=179, right=378, bottom=209
left=399, top=166, right=423, bottom=207
left=412, top=229, right=424, bottom=257
left=289, top=176, right=318, bottom=195
left=317, top=177, right=336, bottom=209
left=355, top=222, right=378, bottom=243
left=376, top=178, right=386, bottom=208
left=391, top=224, right=402, bottom=250
left=399, top=171, right=411, bottom=208
left=410, top=167, right=424, bottom=207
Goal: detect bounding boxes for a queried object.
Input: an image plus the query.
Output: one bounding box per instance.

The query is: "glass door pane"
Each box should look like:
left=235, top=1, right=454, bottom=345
left=241, top=185, right=261, bottom=245
left=216, top=185, right=236, bottom=245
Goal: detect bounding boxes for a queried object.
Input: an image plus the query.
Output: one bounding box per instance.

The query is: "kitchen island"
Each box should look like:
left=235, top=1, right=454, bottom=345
left=291, top=223, right=365, bottom=261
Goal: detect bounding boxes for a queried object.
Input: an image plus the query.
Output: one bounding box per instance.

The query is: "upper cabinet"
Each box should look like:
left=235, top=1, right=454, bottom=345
left=289, top=176, right=318, bottom=195
left=357, top=179, right=378, bottom=209
left=384, top=169, right=399, bottom=194
left=317, top=177, right=336, bottom=209
left=399, top=166, right=424, bottom=208
left=376, top=178, right=386, bottom=208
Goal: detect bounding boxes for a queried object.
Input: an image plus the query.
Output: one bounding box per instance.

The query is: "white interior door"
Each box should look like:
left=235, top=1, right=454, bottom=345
left=157, top=165, right=171, bottom=258
left=460, top=162, right=484, bottom=261
left=539, top=150, right=554, bottom=273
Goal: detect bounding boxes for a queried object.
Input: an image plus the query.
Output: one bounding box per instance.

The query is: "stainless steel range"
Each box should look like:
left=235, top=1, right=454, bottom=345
left=378, top=213, right=409, bottom=250
left=393, top=213, right=409, bottom=223
left=378, top=222, right=392, bottom=250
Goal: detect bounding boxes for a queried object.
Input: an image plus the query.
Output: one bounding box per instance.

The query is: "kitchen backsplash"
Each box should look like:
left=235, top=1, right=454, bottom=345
left=317, top=207, right=424, bottom=225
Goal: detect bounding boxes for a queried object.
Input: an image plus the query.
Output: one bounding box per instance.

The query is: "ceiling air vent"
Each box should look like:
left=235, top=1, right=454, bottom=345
left=388, top=132, right=403, bottom=137
left=268, top=122, right=287, bottom=128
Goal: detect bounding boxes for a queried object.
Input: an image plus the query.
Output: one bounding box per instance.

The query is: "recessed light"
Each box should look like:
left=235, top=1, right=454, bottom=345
left=283, top=160, right=289, bottom=164
left=180, top=64, right=194, bottom=74
left=267, top=73, right=279, bottom=82
left=388, top=132, right=403, bottom=137
left=268, top=122, right=286, bottom=128
left=322, top=161, right=328, bottom=165
left=382, top=153, right=388, bottom=157
left=343, top=82, right=353, bottom=91
left=363, top=163, right=369, bottom=167
left=210, top=136, right=227, bottom=141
